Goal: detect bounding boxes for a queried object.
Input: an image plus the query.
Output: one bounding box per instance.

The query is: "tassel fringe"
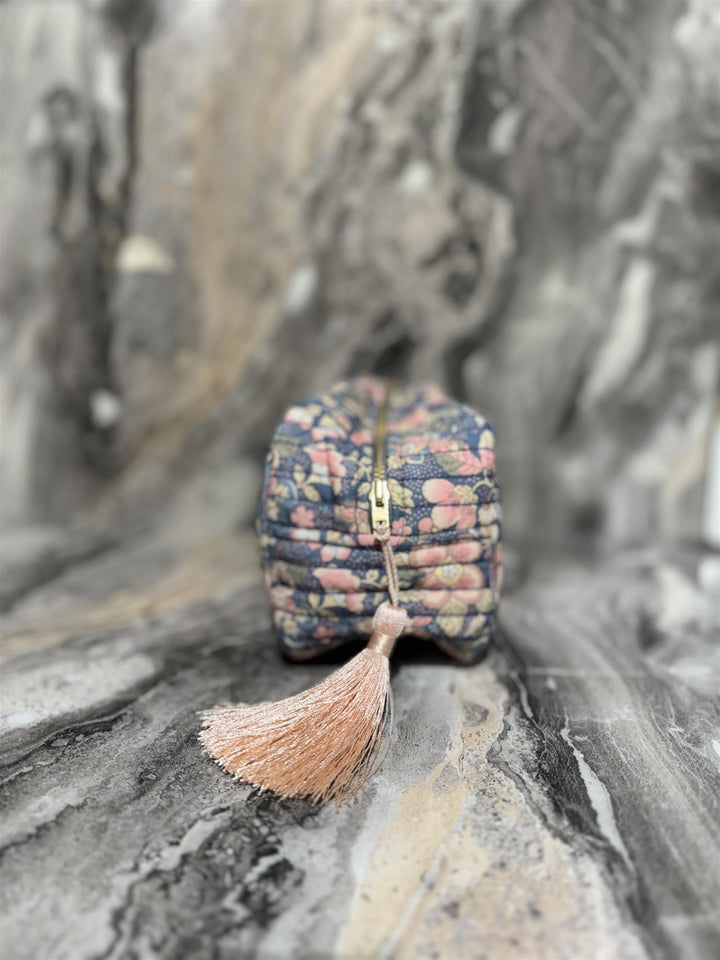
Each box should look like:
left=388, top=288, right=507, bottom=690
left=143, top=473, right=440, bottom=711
left=200, top=601, right=407, bottom=805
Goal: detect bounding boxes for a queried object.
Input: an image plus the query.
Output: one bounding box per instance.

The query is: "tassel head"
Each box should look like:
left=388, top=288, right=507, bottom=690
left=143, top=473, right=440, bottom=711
left=366, top=601, right=407, bottom=657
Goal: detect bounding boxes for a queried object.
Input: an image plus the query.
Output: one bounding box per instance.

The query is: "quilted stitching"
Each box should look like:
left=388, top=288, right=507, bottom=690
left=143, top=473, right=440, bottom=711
left=259, top=376, right=502, bottom=663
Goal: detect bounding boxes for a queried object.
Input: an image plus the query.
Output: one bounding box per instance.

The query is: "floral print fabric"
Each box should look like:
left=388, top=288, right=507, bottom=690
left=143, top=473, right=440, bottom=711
left=259, top=376, right=502, bottom=664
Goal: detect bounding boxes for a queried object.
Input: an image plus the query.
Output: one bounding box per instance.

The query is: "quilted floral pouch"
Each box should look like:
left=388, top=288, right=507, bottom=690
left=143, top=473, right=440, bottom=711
left=257, top=376, right=502, bottom=664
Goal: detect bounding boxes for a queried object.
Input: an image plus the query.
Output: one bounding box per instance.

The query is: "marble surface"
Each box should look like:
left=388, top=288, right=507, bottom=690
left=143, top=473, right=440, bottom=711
left=1, top=527, right=718, bottom=960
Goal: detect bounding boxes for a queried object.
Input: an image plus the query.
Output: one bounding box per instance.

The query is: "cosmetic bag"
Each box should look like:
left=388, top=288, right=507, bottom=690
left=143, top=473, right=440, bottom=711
left=257, top=376, right=502, bottom=664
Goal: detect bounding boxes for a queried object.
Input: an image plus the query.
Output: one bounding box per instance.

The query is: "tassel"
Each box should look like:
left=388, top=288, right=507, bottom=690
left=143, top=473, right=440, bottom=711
left=200, top=601, right=407, bottom=805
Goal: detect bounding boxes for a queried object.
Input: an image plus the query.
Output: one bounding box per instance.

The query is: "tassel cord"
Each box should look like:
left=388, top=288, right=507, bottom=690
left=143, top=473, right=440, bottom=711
left=375, top=522, right=400, bottom=607
left=367, top=522, right=400, bottom=778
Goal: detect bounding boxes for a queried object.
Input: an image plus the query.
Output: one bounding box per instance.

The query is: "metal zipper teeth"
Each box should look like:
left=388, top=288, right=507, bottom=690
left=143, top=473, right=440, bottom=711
left=370, top=381, right=392, bottom=532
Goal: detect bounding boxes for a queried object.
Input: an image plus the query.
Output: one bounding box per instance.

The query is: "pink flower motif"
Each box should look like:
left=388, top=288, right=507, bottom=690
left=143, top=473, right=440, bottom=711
left=448, top=450, right=494, bottom=475
left=335, top=505, right=356, bottom=527
left=307, top=445, right=347, bottom=480
left=290, top=504, right=316, bottom=528
left=423, top=589, right=475, bottom=614
left=447, top=541, right=480, bottom=563
left=271, top=586, right=296, bottom=612
left=401, top=407, right=433, bottom=429
left=395, top=439, right=426, bottom=458
left=312, top=624, right=337, bottom=642
left=409, top=544, right=447, bottom=567
left=422, top=478, right=451, bottom=503
left=422, top=478, right=477, bottom=530
left=311, top=426, right=343, bottom=441
left=336, top=413, right=352, bottom=432
left=285, top=406, right=314, bottom=430
left=421, top=564, right=484, bottom=591
left=411, top=615, right=433, bottom=629
left=320, top=544, right=351, bottom=563
left=350, top=429, right=373, bottom=446
left=426, top=442, right=494, bottom=474
left=347, top=592, right=366, bottom=614
left=455, top=588, right=483, bottom=606
left=313, top=568, right=360, bottom=592
left=427, top=439, right=460, bottom=452
left=455, top=567, right=484, bottom=589
left=418, top=516, right=434, bottom=533
left=423, top=589, right=452, bottom=611
left=477, top=448, right=495, bottom=470
left=391, top=517, right=412, bottom=537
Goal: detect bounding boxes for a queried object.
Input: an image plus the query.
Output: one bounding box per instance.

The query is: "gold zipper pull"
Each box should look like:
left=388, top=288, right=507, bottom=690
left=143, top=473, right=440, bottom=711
left=369, top=382, right=393, bottom=533
left=370, top=477, right=390, bottom=530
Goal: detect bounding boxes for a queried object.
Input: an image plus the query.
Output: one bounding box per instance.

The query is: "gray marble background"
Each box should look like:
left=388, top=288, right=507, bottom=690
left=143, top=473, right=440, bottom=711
left=1, top=1, right=718, bottom=959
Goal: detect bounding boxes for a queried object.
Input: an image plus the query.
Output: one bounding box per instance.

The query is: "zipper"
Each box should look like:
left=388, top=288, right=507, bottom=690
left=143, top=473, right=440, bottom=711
left=370, top=381, right=392, bottom=532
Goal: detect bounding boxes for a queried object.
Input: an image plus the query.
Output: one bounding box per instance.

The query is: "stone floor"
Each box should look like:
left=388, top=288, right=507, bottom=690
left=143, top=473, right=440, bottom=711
left=1, top=525, right=718, bottom=960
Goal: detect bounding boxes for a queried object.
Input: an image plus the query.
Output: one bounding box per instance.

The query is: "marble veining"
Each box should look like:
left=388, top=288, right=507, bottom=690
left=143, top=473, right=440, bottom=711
left=0, top=538, right=718, bottom=960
